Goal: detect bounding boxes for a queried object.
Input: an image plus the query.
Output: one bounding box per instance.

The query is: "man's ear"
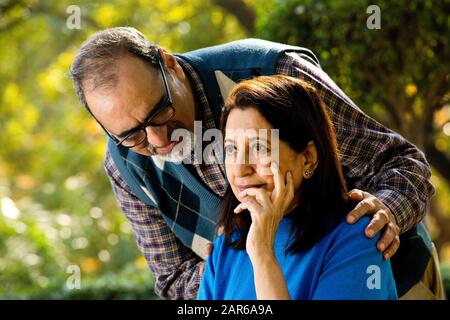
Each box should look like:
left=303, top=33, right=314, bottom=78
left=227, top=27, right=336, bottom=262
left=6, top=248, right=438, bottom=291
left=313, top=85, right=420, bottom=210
left=303, top=140, right=318, bottom=171
left=158, top=48, right=185, bottom=80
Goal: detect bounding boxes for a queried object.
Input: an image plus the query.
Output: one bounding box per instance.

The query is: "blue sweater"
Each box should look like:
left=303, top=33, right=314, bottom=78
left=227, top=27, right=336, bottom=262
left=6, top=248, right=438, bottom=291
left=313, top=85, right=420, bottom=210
left=197, top=216, right=398, bottom=300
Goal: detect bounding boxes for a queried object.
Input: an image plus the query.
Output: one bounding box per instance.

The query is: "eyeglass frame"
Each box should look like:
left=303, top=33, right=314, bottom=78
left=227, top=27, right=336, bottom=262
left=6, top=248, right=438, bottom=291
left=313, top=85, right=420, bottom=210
left=88, top=55, right=175, bottom=148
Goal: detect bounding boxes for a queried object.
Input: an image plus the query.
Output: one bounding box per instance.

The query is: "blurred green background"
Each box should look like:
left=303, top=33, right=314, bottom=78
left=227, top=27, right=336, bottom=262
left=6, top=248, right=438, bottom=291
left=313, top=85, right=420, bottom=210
left=0, top=0, right=449, bottom=299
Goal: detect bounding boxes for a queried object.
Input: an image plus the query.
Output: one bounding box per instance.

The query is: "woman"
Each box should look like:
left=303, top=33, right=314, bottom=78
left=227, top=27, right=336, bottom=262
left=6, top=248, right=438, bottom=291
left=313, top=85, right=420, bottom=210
left=197, top=75, right=397, bottom=300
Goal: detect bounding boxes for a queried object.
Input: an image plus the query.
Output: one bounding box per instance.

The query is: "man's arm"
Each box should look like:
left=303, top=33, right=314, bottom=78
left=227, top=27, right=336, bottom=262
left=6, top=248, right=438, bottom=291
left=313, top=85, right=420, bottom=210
left=104, top=151, right=203, bottom=300
left=278, top=52, right=435, bottom=233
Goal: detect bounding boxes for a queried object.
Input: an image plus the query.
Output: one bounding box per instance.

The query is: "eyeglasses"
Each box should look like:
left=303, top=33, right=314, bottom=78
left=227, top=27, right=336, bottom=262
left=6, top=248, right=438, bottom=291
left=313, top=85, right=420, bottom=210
left=93, top=56, right=175, bottom=148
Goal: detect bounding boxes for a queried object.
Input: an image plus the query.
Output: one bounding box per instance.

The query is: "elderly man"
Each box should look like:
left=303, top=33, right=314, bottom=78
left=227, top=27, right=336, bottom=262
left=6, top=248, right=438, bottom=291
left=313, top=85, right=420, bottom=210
left=70, top=27, right=440, bottom=299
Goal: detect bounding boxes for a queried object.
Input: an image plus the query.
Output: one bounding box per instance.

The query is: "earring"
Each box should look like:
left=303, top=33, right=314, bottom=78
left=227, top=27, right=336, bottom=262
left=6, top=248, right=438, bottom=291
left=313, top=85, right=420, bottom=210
left=304, top=169, right=313, bottom=179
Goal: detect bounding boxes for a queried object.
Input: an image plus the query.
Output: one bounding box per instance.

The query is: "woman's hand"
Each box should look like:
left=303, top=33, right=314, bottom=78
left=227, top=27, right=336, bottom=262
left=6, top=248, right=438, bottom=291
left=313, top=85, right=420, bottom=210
left=234, top=162, right=294, bottom=262
left=233, top=162, right=294, bottom=300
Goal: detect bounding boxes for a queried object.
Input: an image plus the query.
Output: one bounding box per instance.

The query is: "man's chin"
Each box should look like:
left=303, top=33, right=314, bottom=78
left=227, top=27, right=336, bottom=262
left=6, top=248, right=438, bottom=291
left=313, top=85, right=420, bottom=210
left=147, top=128, right=195, bottom=163
left=152, top=138, right=194, bottom=164
left=152, top=151, right=189, bottom=164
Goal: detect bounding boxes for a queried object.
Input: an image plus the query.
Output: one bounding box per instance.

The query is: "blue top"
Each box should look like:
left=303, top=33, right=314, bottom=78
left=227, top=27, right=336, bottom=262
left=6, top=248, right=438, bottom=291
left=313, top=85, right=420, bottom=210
left=197, top=216, right=398, bottom=300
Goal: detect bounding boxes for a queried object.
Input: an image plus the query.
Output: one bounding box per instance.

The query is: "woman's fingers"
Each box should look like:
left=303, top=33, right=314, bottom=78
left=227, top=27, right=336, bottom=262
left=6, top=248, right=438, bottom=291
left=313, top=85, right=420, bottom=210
left=235, top=163, right=293, bottom=217
left=271, top=162, right=285, bottom=203
left=234, top=203, right=246, bottom=214
left=238, top=187, right=271, bottom=207
left=233, top=201, right=262, bottom=217
left=282, top=171, right=294, bottom=210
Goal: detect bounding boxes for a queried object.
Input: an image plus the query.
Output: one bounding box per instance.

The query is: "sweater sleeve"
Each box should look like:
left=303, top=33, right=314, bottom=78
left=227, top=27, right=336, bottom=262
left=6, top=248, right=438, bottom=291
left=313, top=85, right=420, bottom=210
left=312, top=217, right=398, bottom=300
left=277, top=52, right=434, bottom=233
left=104, top=150, right=203, bottom=300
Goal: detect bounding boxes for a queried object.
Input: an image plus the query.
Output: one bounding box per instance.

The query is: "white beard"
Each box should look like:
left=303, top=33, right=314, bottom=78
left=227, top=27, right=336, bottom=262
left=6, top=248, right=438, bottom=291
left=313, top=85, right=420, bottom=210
left=149, top=130, right=195, bottom=164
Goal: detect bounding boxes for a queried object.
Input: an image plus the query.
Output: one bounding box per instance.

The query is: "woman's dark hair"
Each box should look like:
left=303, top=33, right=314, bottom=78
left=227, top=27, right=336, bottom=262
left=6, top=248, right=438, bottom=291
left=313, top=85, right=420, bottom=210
left=219, top=75, right=354, bottom=253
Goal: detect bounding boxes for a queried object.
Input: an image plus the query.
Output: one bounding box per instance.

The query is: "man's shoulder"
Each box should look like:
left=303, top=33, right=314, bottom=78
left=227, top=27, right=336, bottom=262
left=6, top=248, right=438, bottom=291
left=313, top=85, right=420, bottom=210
left=181, top=38, right=317, bottom=71
left=103, top=148, right=139, bottom=198
left=103, top=148, right=116, bottom=176
left=185, top=38, right=290, bottom=54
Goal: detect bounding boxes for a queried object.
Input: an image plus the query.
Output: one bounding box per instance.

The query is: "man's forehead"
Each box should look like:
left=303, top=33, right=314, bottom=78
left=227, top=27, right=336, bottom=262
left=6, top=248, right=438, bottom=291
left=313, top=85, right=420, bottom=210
left=91, top=56, right=161, bottom=97
left=84, top=60, right=163, bottom=135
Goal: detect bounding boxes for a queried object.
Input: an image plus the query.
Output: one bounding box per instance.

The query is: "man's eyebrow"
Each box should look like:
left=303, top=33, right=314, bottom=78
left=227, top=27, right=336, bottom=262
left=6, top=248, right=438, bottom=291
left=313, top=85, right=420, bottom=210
left=116, top=95, right=166, bottom=137
left=117, top=126, right=139, bottom=139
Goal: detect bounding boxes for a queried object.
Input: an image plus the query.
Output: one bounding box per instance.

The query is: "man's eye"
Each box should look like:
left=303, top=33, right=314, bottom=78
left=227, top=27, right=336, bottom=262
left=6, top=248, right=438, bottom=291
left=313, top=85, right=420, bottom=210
left=224, top=144, right=236, bottom=155
left=125, top=131, right=144, bottom=142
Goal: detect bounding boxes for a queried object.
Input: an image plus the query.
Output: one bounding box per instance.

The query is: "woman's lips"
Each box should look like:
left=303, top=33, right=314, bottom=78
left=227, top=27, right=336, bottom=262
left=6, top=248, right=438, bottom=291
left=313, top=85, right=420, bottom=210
left=236, top=184, right=265, bottom=193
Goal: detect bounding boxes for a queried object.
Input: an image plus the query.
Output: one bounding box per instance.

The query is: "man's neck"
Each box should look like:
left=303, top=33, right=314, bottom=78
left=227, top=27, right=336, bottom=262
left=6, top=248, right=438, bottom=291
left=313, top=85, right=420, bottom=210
left=176, top=58, right=203, bottom=126
left=184, top=76, right=201, bottom=124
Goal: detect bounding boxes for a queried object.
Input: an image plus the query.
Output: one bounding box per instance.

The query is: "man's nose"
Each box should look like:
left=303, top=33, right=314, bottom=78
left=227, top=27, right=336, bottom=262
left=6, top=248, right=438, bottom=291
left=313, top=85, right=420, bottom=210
left=145, top=125, right=169, bottom=147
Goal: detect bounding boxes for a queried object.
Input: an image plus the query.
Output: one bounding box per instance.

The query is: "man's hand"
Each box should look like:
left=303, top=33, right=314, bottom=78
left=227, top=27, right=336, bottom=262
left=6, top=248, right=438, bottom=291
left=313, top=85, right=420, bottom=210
left=346, top=189, right=400, bottom=260
left=199, top=243, right=213, bottom=277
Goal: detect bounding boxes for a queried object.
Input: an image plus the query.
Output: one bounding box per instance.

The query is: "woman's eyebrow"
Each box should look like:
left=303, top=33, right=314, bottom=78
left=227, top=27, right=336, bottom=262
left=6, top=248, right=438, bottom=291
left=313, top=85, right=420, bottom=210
left=224, top=137, right=270, bottom=144
left=248, top=137, right=269, bottom=143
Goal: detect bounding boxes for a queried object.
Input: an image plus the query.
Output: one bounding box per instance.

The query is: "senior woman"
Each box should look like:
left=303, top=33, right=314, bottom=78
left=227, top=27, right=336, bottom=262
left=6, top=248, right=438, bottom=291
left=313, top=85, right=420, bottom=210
left=197, top=75, right=397, bottom=300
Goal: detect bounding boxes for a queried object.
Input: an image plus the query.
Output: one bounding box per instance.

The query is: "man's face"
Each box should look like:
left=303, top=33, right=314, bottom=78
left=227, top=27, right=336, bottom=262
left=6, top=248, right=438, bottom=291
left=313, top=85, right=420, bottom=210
left=84, top=54, right=196, bottom=158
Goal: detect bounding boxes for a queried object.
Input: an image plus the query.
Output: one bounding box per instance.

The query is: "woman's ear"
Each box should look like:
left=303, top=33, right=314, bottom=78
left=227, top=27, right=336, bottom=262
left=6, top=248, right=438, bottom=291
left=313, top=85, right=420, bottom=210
left=303, top=140, right=318, bottom=173
left=159, top=48, right=186, bottom=80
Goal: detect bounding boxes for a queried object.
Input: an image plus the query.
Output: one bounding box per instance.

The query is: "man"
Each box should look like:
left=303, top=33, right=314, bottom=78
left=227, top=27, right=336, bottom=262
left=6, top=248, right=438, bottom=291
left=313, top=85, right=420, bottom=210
left=70, top=27, right=439, bottom=299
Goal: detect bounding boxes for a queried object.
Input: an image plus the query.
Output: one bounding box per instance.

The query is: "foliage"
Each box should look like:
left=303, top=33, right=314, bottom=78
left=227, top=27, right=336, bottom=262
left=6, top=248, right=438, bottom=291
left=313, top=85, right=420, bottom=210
left=0, top=0, right=246, bottom=299
left=22, top=264, right=155, bottom=300
left=441, top=263, right=450, bottom=299
left=257, top=0, right=450, bottom=174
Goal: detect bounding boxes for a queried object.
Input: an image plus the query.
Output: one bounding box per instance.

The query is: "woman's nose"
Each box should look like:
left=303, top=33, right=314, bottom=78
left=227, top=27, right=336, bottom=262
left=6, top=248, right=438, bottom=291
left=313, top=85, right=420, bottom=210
left=231, top=162, right=254, bottom=178
left=145, top=125, right=169, bottom=147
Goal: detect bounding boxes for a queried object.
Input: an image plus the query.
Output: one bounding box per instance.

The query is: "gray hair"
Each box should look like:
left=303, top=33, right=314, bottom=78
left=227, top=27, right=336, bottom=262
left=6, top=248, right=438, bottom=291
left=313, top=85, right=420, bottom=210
left=69, top=27, right=160, bottom=110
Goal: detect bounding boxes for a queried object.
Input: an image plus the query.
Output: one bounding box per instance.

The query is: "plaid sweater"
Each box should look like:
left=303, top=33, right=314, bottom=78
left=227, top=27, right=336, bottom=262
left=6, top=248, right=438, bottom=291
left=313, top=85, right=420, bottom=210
left=104, top=50, right=434, bottom=300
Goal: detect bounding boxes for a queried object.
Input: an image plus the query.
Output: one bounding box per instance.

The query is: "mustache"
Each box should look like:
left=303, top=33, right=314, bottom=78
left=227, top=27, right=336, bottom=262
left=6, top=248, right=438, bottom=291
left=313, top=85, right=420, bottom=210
left=147, top=120, right=187, bottom=155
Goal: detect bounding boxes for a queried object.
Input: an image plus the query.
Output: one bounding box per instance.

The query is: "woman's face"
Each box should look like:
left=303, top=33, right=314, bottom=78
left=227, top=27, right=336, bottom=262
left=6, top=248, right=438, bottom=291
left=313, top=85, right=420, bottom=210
left=224, top=107, right=307, bottom=210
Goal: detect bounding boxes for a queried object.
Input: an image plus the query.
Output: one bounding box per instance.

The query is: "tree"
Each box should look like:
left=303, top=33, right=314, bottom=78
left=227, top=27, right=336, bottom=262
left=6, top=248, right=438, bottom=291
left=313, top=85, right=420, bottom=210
left=213, top=0, right=256, bottom=34
left=257, top=0, right=450, bottom=249
left=258, top=0, right=450, bottom=180
left=0, top=0, right=247, bottom=298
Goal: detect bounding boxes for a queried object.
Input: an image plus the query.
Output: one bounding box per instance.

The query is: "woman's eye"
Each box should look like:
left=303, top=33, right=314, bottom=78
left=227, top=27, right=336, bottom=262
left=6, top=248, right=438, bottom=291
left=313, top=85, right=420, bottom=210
left=224, top=144, right=236, bottom=155
left=251, top=143, right=269, bottom=154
